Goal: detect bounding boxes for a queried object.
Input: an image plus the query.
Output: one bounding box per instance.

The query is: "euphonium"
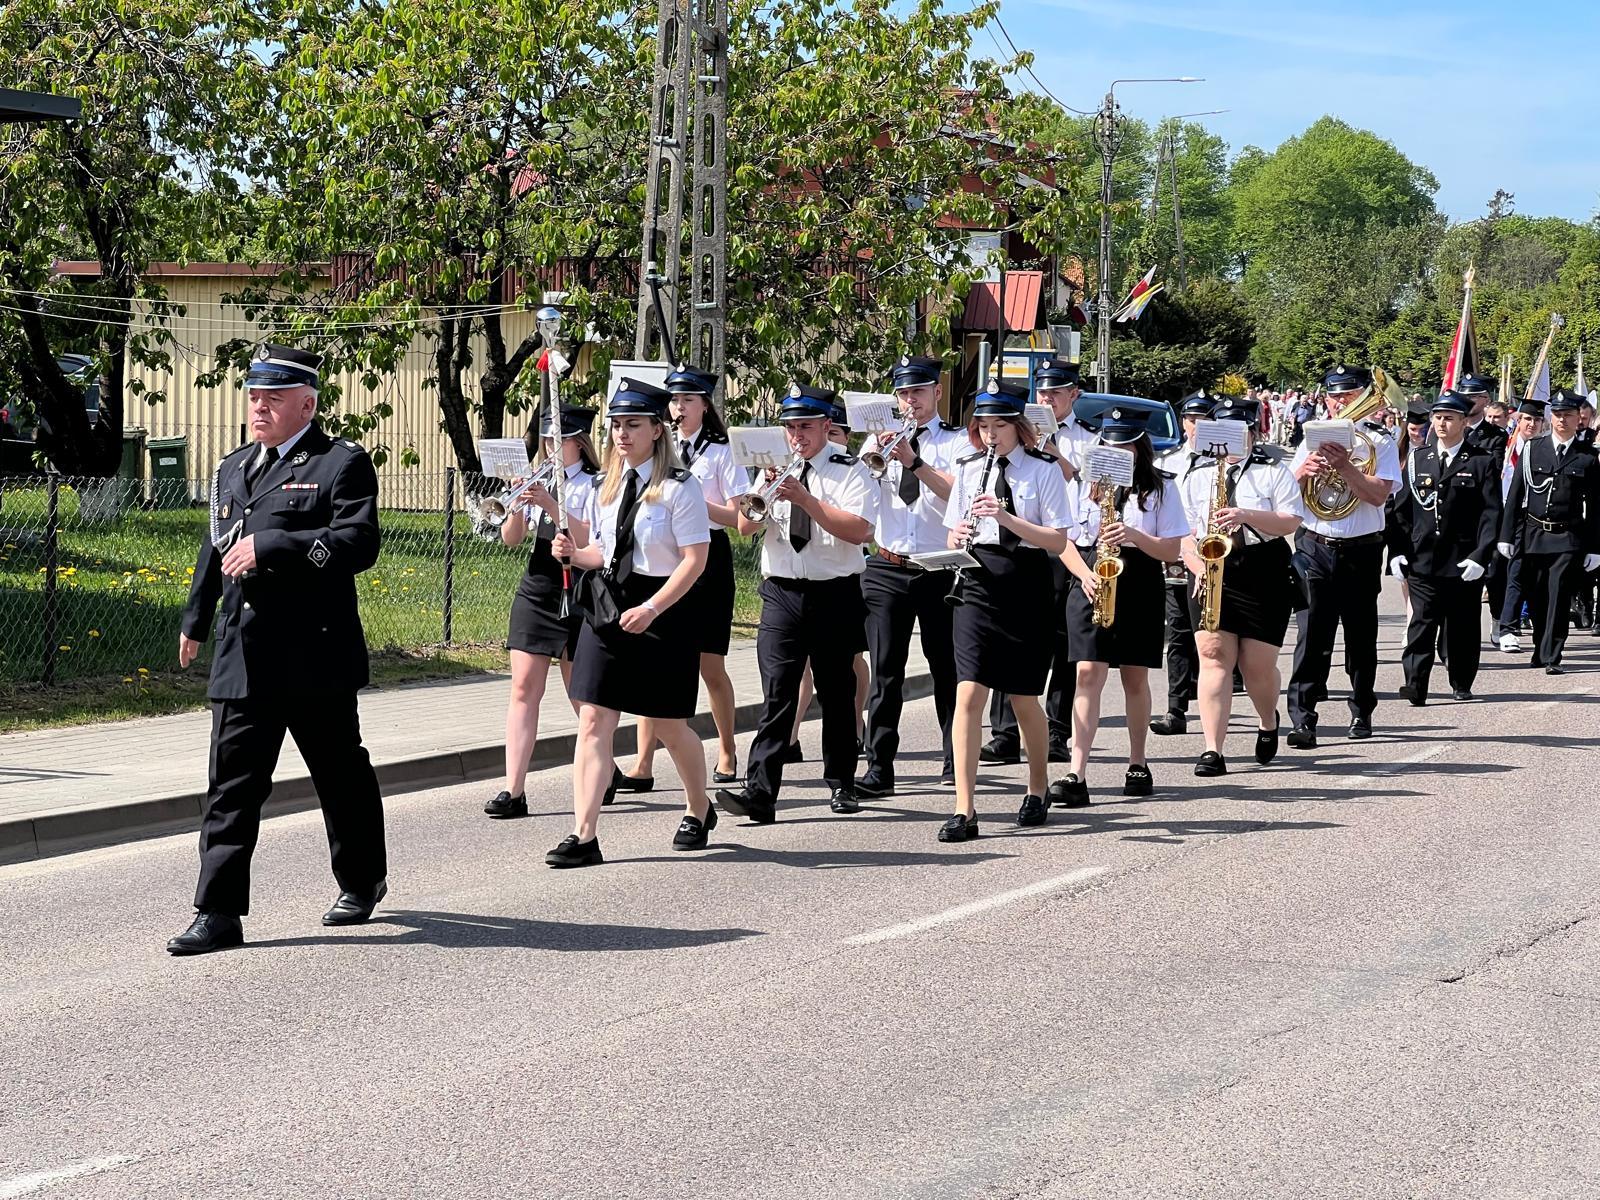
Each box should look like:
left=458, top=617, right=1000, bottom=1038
left=1301, top=366, right=1405, bottom=521
left=1090, top=480, right=1124, bottom=628
left=1197, top=454, right=1232, bottom=633
left=737, top=454, right=805, bottom=523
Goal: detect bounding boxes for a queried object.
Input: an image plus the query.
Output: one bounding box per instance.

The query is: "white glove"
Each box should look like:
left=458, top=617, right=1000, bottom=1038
left=1457, top=559, right=1485, bottom=582
left=1388, top=555, right=1407, bottom=578
left=1586, top=554, right=1600, bottom=573
left=1496, top=542, right=1514, bottom=559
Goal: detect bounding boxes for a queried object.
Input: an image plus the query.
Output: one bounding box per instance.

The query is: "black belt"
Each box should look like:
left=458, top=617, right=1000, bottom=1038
left=1529, top=514, right=1572, bottom=532
left=1300, top=529, right=1384, bottom=548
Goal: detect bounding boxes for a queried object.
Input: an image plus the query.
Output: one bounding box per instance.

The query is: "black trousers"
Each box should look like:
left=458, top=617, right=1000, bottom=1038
left=1499, top=553, right=1527, bottom=633
left=746, top=575, right=865, bottom=801
left=1485, top=556, right=1509, bottom=638
left=195, top=691, right=386, bottom=916
left=1523, top=549, right=1581, bottom=667
left=861, top=558, right=956, bottom=779
left=1402, top=574, right=1483, bottom=697
left=1163, top=582, right=1200, bottom=714
left=988, top=557, right=1074, bottom=748
left=1287, top=534, right=1382, bottom=729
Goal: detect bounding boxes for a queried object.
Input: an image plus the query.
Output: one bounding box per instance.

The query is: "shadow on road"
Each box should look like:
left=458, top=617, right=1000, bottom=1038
left=248, top=909, right=763, bottom=953
left=632, top=844, right=1017, bottom=870
left=987, top=807, right=1345, bottom=846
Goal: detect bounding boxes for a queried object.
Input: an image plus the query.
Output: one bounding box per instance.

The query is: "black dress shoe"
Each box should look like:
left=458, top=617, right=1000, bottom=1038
left=1016, top=794, right=1048, bottom=826
left=829, top=787, right=861, bottom=815
left=855, top=737, right=865, bottom=760
left=782, top=742, right=804, bottom=764
left=937, top=813, right=979, bottom=842
left=601, top=779, right=618, bottom=807
left=1123, top=764, right=1153, bottom=796
left=323, top=879, right=388, bottom=926
left=1048, top=774, right=1090, bottom=808
left=483, top=790, right=528, bottom=819
left=716, top=787, right=776, bottom=824
left=1149, top=711, right=1187, bottom=736
left=855, top=773, right=894, bottom=799
left=611, top=768, right=654, bottom=794
left=711, top=762, right=740, bottom=784
left=1255, top=717, right=1280, bottom=766
left=545, top=835, right=604, bottom=868
left=1397, top=684, right=1425, bottom=707
left=1194, top=750, right=1228, bottom=777
left=1546, top=665, right=1565, bottom=676
left=1347, top=718, right=1372, bottom=740
left=1451, top=688, right=1474, bottom=701
left=978, top=738, right=1022, bottom=765
left=166, top=911, right=243, bottom=956
left=672, top=806, right=718, bottom=851
left=1286, top=724, right=1317, bottom=750
left=1048, top=739, right=1072, bottom=763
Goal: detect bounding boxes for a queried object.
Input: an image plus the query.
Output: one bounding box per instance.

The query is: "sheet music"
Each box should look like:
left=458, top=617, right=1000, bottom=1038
left=842, top=392, right=902, bottom=436
left=1085, top=445, right=1136, bottom=487
left=477, top=438, right=532, bottom=481
left=1025, top=403, right=1058, bottom=442
left=604, top=359, right=672, bottom=408
left=728, top=425, right=792, bottom=470
left=909, top=548, right=979, bottom=571
left=1192, top=419, right=1248, bottom=461
left=1302, top=419, right=1354, bottom=452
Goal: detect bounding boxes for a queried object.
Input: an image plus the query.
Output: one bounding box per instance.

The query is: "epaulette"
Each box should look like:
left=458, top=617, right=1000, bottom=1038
left=1025, top=446, right=1057, bottom=462
left=956, top=450, right=987, bottom=465
left=1157, top=468, right=1177, bottom=481
left=1072, top=417, right=1096, bottom=434
left=1248, top=447, right=1275, bottom=465
left=667, top=466, right=692, bottom=482
left=222, top=442, right=256, bottom=464
left=701, top=429, right=730, bottom=445
left=579, top=463, right=599, bottom=476
left=1362, top=420, right=1391, bottom=436
left=936, top=419, right=962, bottom=432
left=829, top=452, right=858, bottom=466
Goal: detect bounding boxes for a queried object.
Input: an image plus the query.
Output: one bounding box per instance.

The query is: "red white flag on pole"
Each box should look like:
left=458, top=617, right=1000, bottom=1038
left=1440, top=266, right=1479, bottom=390
left=1113, top=266, right=1162, bottom=323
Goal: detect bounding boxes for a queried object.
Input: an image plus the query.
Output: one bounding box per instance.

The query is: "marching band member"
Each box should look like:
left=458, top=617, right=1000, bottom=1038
left=1497, top=386, right=1600, bottom=675
left=1387, top=390, right=1501, bottom=705
left=939, top=378, right=1071, bottom=840
left=1177, top=396, right=1303, bottom=775
left=485, top=404, right=601, bottom=819
left=615, top=366, right=745, bottom=793
left=545, top=379, right=712, bottom=866
left=1056, top=408, right=1187, bottom=805
left=1285, top=365, right=1401, bottom=748
left=1496, top=398, right=1546, bottom=652
left=716, top=385, right=879, bottom=823
left=857, top=354, right=962, bottom=797
left=982, top=358, right=1089, bottom=765
left=1150, top=390, right=1216, bottom=737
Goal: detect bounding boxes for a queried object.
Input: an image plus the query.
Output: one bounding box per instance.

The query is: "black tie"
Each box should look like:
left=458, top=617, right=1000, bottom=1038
left=679, top=438, right=695, bottom=466
left=1225, top=463, right=1240, bottom=502
left=897, top=428, right=924, bottom=505
left=248, top=445, right=279, bottom=492
left=993, top=455, right=1020, bottom=548
left=1558, top=443, right=1567, bottom=462
left=788, top=462, right=814, bottom=553
left=610, top=468, right=641, bottom=584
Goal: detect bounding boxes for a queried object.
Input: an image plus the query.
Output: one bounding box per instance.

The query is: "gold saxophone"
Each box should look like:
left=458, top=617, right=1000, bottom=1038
left=1197, top=455, right=1232, bottom=633
left=1091, top=481, right=1123, bottom=628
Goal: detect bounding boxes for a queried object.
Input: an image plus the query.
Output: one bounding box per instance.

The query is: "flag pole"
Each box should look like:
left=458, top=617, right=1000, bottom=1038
left=1523, top=313, right=1563, bottom=402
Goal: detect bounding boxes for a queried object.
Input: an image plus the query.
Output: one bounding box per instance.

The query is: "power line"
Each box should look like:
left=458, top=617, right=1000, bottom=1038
left=989, top=14, right=1095, bottom=116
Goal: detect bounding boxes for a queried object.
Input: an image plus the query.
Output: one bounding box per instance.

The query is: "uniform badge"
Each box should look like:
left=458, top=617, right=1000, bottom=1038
left=221, top=502, right=231, bottom=519
left=789, top=383, right=802, bottom=398
left=253, top=344, right=271, bottom=362
left=308, top=538, right=331, bottom=568
left=290, top=450, right=309, bottom=466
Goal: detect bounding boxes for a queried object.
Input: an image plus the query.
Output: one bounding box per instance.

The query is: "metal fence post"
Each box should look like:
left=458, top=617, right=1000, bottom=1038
left=442, top=467, right=456, bottom=647
left=41, top=474, right=60, bottom=686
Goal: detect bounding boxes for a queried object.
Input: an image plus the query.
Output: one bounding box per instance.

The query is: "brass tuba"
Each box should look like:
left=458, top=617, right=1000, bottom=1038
left=1301, top=365, right=1405, bottom=521
left=1197, top=453, right=1232, bottom=632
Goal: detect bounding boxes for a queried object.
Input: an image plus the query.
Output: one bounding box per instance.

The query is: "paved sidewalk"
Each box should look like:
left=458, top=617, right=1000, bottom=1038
left=0, top=638, right=932, bottom=864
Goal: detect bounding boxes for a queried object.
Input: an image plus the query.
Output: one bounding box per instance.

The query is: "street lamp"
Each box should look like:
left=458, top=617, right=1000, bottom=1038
left=1156, top=109, right=1228, bottom=294
left=1094, top=77, right=1201, bottom=390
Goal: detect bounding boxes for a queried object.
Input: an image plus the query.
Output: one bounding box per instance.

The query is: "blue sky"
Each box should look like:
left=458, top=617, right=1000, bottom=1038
left=996, top=0, right=1600, bottom=223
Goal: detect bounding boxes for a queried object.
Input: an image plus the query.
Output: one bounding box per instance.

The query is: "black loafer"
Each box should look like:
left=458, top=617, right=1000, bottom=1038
left=711, top=762, right=740, bottom=784
left=978, top=739, right=1021, bottom=765
left=611, top=767, right=654, bottom=794
left=716, top=787, right=776, bottom=824
left=1451, top=688, right=1474, bottom=701
left=1149, top=711, right=1187, bottom=736
left=1347, top=718, right=1372, bottom=740
left=166, top=911, right=243, bottom=956
left=937, top=813, right=979, bottom=842
left=1194, top=750, right=1228, bottom=777
left=1255, top=717, right=1280, bottom=765
left=672, top=806, right=718, bottom=851
left=1123, top=764, right=1154, bottom=796
left=545, top=835, right=604, bottom=868
left=323, top=879, right=388, bottom=926
left=1048, top=774, right=1090, bottom=808
left=829, top=787, right=861, bottom=815
left=1397, top=684, right=1425, bottom=707
left=1016, top=794, right=1048, bottom=826
left=854, top=774, right=894, bottom=799
left=1546, top=665, right=1565, bottom=676
left=1286, top=724, right=1317, bottom=750
left=1048, top=739, right=1072, bottom=763
left=483, top=790, right=527, bottom=819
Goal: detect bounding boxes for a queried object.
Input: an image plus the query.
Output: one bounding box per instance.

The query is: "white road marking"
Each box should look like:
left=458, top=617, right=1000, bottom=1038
left=842, top=866, right=1107, bottom=946
left=0, top=1156, right=139, bottom=1198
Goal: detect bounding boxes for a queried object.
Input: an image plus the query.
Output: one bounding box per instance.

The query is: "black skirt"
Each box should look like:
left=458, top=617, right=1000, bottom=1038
left=569, top=572, right=701, bottom=718
left=952, top=546, right=1055, bottom=694
left=1214, top=536, right=1295, bottom=648
left=690, top=528, right=735, bottom=656
left=1067, top=545, right=1167, bottom=668
left=507, top=571, right=583, bottom=660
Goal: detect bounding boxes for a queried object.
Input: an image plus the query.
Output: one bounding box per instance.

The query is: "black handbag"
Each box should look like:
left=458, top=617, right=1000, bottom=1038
left=572, top=568, right=624, bottom=631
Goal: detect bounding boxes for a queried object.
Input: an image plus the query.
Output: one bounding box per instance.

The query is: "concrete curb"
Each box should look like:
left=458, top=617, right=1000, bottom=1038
left=1, top=671, right=934, bottom=866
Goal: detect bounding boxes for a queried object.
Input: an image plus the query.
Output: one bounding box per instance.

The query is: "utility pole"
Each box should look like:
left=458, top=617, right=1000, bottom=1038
left=1093, top=89, right=1119, bottom=391
left=1167, top=129, right=1188, bottom=293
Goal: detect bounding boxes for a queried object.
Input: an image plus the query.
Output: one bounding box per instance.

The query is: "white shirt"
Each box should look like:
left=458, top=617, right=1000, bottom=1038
left=864, top=420, right=965, bottom=554
left=1289, top=423, right=1402, bottom=537
left=1068, top=473, right=1189, bottom=546
left=586, top=458, right=710, bottom=578
left=255, top=421, right=313, bottom=469
left=760, top=448, right=879, bottom=580
left=524, top=460, right=598, bottom=533
left=943, top=447, right=1071, bottom=547
left=1052, top=416, right=1097, bottom=475
left=1157, top=443, right=1206, bottom=490
left=1178, top=455, right=1303, bottom=541
left=679, top=436, right=748, bottom=513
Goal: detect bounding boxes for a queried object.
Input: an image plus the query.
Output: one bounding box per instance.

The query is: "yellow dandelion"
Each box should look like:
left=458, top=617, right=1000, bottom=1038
left=89, top=629, right=100, bottom=638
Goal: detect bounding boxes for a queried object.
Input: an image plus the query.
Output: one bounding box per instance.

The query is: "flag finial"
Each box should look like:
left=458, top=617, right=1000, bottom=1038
left=1463, top=263, right=1475, bottom=291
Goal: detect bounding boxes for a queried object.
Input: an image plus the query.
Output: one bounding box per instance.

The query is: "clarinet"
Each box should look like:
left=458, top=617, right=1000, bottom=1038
left=945, top=445, right=998, bottom=609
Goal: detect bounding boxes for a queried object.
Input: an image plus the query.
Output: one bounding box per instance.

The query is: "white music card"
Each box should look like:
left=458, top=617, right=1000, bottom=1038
left=604, top=359, right=672, bottom=408
left=728, top=425, right=792, bottom=470
left=842, top=392, right=902, bottom=436
left=1086, top=445, right=1136, bottom=487
left=1025, top=403, right=1058, bottom=441
left=1303, top=419, right=1355, bottom=452
left=477, top=438, right=531, bottom=481
left=909, top=548, right=979, bottom=572
left=1192, top=419, right=1248, bottom=461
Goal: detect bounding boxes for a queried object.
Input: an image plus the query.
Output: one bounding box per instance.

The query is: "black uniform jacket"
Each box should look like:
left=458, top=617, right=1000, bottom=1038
left=182, top=424, right=381, bottom=700
left=1499, top=434, right=1600, bottom=557
left=1387, top=438, right=1501, bottom=578
left=1465, top=419, right=1509, bottom=467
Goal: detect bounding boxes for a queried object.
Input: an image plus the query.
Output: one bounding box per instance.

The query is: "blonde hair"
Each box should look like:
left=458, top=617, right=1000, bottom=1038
left=599, top=417, right=682, bottom=505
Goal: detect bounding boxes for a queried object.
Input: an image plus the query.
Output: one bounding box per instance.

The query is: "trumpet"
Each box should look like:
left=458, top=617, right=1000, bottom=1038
left=861, top=416, right=916, bottom=480
left=1090, top=479, right=1123, bottom=628
left=737, top=454, right=805, bottom=523
left=945, top=445, right=998, bottom=609
left=481, top=458, right=559, bottom=526
left=1196, top=453, right=1232, bottom=633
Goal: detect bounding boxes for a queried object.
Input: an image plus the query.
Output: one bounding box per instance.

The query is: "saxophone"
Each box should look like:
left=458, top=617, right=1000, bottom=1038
left=1090, top=480, right=1123, bottom=628
left=1197, top=455, right=1232, bottom=633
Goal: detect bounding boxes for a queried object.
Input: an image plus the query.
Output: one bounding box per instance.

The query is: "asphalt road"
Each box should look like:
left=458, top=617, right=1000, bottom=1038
left=3, top=610, right=1599, bottom=1199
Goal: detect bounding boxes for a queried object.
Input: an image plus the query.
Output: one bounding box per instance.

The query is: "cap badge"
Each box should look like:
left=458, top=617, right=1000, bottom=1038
left=254, top=345, right=270, bottom=362
left=900, top=355, right=910, bottom=367
left=1111, top=409, right=1123, bottom=419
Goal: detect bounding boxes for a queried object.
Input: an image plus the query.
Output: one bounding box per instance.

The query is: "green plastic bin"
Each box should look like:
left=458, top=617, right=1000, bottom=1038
left=146, top=435, right=189, bottom=509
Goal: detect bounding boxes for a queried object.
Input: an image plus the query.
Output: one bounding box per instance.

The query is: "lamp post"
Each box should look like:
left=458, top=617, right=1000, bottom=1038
left=1157, top=110, right=1227, bottom=294
left=1094, top=77, right=1201, bottom=390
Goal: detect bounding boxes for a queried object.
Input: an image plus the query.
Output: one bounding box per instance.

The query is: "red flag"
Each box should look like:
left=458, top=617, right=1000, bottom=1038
left=1441, top=267, right=1478, bottom=390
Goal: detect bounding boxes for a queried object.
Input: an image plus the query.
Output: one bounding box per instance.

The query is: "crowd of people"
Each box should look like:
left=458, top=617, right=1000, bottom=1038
left=160, top=342, right=1600, bottom=955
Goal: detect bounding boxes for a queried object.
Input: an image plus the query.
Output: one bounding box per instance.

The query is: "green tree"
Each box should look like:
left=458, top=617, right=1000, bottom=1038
left=1110, top=277, right=1253, bottom=400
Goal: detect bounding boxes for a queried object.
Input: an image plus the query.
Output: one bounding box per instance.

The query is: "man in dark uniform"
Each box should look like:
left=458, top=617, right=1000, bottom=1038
left=1497, top=386, right=1600, bottom=674
left=1387, top=390, right=1502, bottom=704
left=1150, top=390, right=1216, bottom=735
left=1457, top=372, right=1510, bottom=464
left=167, top=344, right=387, bottom=955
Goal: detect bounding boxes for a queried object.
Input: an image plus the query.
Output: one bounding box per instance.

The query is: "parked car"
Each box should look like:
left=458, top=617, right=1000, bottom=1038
left=0, top=354, right=101, bottom=475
